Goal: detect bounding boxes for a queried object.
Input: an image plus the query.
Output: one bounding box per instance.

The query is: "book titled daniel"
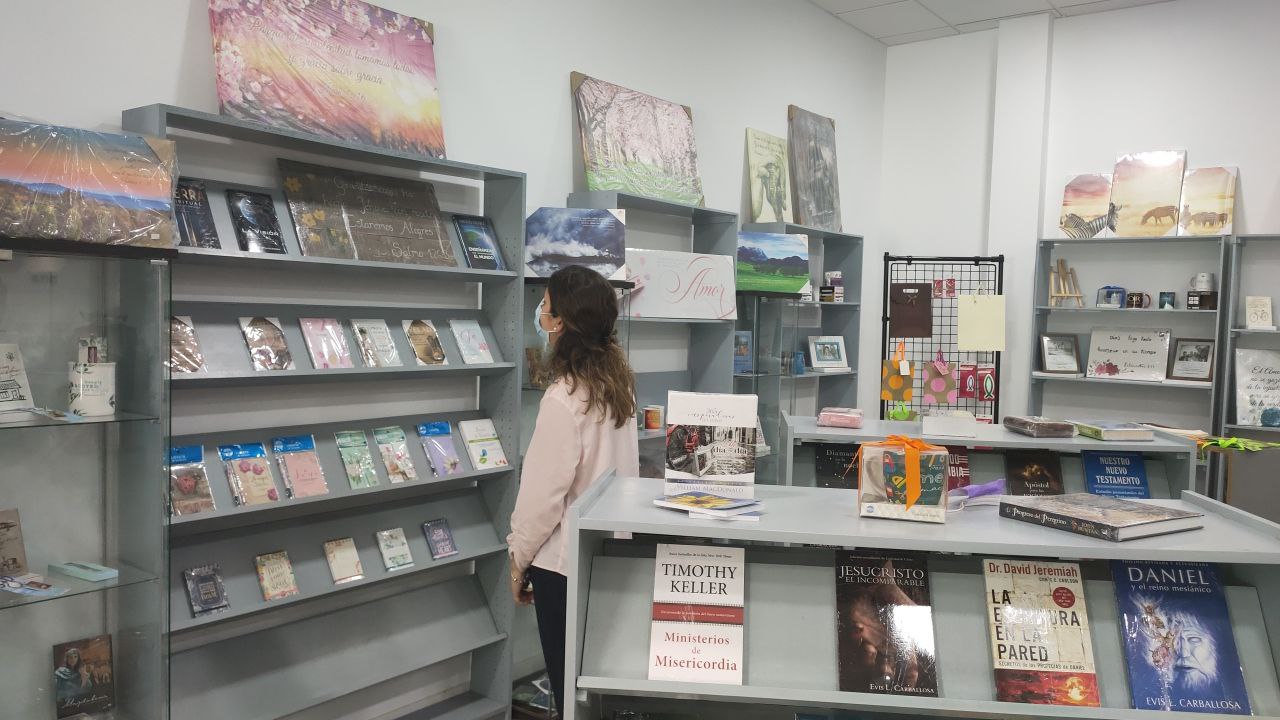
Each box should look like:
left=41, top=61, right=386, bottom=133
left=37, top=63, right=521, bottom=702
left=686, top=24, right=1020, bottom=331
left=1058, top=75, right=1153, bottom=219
left=648, top=543, right=745, bottom=685
left=1000, top=494, right=1203, bottom=542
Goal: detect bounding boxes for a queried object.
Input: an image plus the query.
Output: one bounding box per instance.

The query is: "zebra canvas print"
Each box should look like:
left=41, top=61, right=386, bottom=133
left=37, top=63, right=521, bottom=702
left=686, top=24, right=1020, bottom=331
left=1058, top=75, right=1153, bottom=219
left=1058, top=173, right=1113, bottom=238
left=1178, top=166, right=1237, bottom=236
left=1110, top=150, right=1187, bottom=237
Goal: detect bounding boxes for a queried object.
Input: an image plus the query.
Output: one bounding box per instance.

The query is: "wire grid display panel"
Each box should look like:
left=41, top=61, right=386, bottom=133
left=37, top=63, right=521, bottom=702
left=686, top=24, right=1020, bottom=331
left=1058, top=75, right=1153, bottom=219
left=880, top=254, right=1004, bottom=420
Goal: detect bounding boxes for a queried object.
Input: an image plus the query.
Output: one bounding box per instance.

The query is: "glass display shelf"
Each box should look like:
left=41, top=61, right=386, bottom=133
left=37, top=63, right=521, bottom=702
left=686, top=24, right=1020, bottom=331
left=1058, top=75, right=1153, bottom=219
left=0, top=410, right=158, bottom=430
left=0, top=563, right=158, bottom=611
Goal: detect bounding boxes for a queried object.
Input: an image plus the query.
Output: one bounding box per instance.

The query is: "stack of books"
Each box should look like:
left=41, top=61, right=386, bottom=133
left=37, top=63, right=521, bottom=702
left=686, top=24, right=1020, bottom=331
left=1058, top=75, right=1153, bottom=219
left=653, top=491, right=762, bottom=522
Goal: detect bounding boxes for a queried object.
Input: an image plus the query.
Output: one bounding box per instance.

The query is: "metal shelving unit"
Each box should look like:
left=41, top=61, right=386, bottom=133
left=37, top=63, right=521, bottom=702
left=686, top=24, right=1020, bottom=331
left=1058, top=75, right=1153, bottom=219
left=124, top=104, right=521, bottom=720
left=563, top=472, right=1280, bottom=720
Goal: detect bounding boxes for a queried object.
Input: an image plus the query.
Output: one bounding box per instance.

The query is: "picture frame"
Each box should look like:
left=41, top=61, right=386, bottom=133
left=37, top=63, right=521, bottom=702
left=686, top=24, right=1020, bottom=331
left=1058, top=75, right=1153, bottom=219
left=1095, top=286, right=1126, bottom=309
left=1168, top=337, right=1215, bottom=382
left=1085, top=327, right=1171, bottom=382
left=1039, top=333, right=1082, bottom=375
left=808, top=335, right=848, bottom=369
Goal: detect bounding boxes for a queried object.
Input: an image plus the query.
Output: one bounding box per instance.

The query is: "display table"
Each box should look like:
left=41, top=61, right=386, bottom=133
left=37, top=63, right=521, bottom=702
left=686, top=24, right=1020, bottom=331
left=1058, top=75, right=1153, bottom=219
left=564, top=473, right=1280, bottom=720
left=779, top=414, right=1200, bottom=495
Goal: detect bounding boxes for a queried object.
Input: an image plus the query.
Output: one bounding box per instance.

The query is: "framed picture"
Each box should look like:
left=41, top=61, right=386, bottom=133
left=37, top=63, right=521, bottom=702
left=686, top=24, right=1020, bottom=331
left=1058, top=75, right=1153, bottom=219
left=1039, top=333, right=1082, bottom=374
left=1085, top=327, right=1170, bottom=382
left=808, top=335, right=848, bottom=369
left=1095, top=286, right=1126, bottom=309
left=1168, top=338, right=1215, bottom=382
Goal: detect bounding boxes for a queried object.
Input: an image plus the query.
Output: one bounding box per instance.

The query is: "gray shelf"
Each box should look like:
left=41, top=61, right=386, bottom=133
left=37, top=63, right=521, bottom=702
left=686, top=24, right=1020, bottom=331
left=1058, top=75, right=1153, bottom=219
left=1035, top=305, right=1217, bottom=315
left=1030, top=371, right=1214, bottom=390
left=1225, top=423, right=1280, bottom=434
left=741, top=222, right=865, bottom=243
left=0, top=409, right=157, bottom=430
left=173, top=246, right=518, bottom=283
left=629, top=316, right=734, bottom=324
left=567, top=190, right=736, bottom=225
left=1038, top=235, right=1228, bottom=246
left=396, top=693, right=509, bottom=720
left=171, top=362, right=515, bottom=388
left=1233, top=327, right=1280, bottom=335
left=0, top=563, right=158, bottom=612
left=793, top=369, right=856, bottom=379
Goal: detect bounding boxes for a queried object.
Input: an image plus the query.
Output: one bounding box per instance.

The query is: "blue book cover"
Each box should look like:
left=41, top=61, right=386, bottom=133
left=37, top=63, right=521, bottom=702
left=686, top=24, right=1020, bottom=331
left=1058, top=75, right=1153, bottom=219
left=1082, top=450, right=1149, bottom=498
left=733, top=331, right=753, bottom=374
left=1112, top=560, right=1250, bottom=714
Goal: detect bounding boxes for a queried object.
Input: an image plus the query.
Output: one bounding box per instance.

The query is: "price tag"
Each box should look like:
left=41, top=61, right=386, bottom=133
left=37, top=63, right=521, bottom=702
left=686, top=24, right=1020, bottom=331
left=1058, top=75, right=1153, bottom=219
left=899, top=360, right=910, bottom=376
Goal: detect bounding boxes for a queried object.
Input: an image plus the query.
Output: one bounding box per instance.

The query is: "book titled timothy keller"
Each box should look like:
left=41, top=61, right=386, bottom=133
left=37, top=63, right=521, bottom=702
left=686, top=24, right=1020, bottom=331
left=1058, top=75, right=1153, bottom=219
left=648, top=543, right=745, bottom=685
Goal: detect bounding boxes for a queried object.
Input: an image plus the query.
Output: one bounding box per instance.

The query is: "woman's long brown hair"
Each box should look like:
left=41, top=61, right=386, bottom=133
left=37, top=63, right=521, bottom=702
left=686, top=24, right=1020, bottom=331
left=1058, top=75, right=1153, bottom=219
left=547, top=265, right=636, bottom=428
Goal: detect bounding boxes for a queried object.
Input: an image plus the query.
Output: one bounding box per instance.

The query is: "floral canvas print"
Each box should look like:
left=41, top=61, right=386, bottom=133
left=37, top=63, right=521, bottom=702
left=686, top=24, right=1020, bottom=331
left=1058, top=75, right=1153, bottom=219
left=209, top=0, right=445, bottom=158
left=571, top=72, right=704, bottom=206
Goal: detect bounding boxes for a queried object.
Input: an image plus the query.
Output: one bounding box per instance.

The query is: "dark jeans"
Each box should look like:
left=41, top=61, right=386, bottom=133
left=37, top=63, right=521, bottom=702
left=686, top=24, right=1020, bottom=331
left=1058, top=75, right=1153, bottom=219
left=528, top=565, right=568, bottom=715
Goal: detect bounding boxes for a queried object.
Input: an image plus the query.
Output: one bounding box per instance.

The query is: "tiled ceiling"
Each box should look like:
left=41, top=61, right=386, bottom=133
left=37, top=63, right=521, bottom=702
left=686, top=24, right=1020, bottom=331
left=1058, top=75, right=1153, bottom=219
left=814, top=0, right=1173, bottom=45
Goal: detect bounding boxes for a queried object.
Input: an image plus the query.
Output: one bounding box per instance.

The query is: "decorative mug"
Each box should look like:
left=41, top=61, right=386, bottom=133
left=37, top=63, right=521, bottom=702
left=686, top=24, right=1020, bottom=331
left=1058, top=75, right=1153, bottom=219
left=1189, top=272, right=1216, bottom=292
left=1158, top=291, right=1176, bottom=309
left=1125, top=292, right=1152, bottom=309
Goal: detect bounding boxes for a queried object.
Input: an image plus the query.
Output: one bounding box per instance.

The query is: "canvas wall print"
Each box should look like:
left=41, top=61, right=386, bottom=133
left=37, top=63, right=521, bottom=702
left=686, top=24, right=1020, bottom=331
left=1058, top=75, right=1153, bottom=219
left=1178, top=166, right=1237, bottom=236
left=571, top=71, right=704, bottom=206
left=0, top=119, right=176, bottom=248
left=788, top=105, right=842, bottom=232
left=209, top=0, right=445, bottom=158
left=524, top=207, right=625, bottom=279
left=1235, top=348, right=1280, bottom=427
left=279, top=160, right=453, bottom=266
left=627, top=248, right=736, bottom=320
left=1109, top=150, right=1187, bottom=237
left=735, top=232, right=809, bottom=295
left=745, top=128, right=792, bottom=223
left=1058, top=173, right=1114, bottom=239
left=53, top=634, right=114, bottom=718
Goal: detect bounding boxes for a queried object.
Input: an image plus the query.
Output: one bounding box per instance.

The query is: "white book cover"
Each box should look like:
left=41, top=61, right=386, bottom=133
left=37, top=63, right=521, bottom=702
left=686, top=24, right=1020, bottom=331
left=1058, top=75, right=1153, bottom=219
left=648, top=543, right=745, bottom=685
left=449, top=319, right=494, bottom=364
left=0, top=344, right=34, bottom=413
left=457, top=418, right=509, bottom=469
left=626, top=248, right=737, bottom=320
left=350, top=319, right=401, bottom=368
left=665, top=392, right=758, bottom=495
left=375, top=528, right=414, bottom=571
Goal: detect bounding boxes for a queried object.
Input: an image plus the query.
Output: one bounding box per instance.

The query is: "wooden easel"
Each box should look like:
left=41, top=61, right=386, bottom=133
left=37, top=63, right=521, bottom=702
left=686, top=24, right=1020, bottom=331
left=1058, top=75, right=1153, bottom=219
left=1049, top=258, right=1084, bottom=307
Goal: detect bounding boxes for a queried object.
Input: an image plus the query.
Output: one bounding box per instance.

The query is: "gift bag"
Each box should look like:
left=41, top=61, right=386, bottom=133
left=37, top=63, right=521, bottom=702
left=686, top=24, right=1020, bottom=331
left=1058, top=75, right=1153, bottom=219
left=856, top=435, right=947, bottom=523
left=922, top=350, right=957, bottom=405
left=880, top=341, right=914, bottom=403
left=888, top=283, right=933, bottom=338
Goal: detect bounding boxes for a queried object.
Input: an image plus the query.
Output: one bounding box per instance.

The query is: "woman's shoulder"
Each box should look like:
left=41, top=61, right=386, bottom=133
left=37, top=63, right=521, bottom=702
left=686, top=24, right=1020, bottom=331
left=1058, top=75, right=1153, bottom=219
left=541, top=378, right=581, bottom=408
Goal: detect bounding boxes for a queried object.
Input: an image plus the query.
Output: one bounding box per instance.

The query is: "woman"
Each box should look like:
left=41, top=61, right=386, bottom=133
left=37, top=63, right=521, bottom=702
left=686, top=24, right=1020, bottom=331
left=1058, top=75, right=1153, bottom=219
left=509, top=265, right=639, bottom=713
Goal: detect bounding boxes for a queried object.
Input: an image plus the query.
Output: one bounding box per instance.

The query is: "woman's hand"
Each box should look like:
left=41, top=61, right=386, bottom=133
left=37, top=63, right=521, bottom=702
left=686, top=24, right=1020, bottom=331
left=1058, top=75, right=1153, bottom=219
left=510, top=561, right=534, bottom=605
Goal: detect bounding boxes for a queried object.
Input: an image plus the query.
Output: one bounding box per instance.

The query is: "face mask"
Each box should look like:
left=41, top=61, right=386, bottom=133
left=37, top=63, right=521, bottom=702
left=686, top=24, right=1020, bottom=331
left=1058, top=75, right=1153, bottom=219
left=534, top=296, right=551, bottom=342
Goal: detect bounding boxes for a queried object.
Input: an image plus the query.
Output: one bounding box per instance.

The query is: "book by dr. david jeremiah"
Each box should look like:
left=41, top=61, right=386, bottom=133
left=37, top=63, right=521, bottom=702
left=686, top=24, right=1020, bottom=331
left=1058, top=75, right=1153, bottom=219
left=665, top=391, right=758, bottom=499
left=835, top=550, right=937, bottom=696
left=983, top=558, right=1099, bottom=707
left=648, top=543, right=745, bottom=685
left=1112, top=560, right=1250, bottom=715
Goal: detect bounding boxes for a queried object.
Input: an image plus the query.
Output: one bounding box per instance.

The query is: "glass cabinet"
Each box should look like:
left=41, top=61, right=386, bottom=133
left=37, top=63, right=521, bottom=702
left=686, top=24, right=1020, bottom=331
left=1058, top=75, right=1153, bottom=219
left=734, top=295, right=802, bottom=485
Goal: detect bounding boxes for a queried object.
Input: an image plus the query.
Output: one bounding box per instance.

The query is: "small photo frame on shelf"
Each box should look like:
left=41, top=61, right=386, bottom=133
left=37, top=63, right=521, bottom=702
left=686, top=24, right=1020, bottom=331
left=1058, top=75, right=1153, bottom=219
left=1168, top=337, right=1215, bottom=382
left=808, top=335, right=848, bottom=369
left=1039, top=333, right=1082, bottom=375
left=1096, top=286, right=1126, bottom=309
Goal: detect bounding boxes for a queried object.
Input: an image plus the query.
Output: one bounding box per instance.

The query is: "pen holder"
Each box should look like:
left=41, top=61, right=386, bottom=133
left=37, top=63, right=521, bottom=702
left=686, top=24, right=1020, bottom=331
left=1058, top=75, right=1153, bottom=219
left=68, top=362, right=116, bottom=416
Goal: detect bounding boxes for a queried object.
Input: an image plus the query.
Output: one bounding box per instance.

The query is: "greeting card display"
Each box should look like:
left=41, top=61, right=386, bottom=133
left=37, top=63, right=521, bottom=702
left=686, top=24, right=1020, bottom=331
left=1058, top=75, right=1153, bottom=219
left=626, top=248, right=736, bottom=320
left=402, top=319, right=447, bottom=365
left=335, top=430, right=379, bottom=489
left=169, top=445, right=216, bottom=516
left=418, top=422, right=463, bottom=476
left=240, top=317, right=294, bottom=371
left=299, top=317, right=353, bottom=369
left=219, top=443, right=280, bottom=506
left=271, top=434, right=329, bottom=499
left=857, top=436, right=948, bottom=523
left=373, top=425, right=417, bottom=483
left=169, top=316, right=207, bottom=374
left=350, top=319, right=401, bottom=368
left=1086, top=328, right=1170, bottom=382
left=449, top=319, right=494, bottom=364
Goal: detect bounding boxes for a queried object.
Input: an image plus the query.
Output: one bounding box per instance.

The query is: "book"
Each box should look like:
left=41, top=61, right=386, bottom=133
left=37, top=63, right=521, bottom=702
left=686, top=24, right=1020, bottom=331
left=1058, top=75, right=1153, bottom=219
left=225, top=189, right=286, bottom=253
left=813, top=443, right=858, bottom=489
left=689, top=510, right=762, bottom=522
left=1071, top=420, right=1155, bottom=442
left=418, top=421, right=464, bottom=475
left=182, top=563, right=230, bottom=617
left=323, top=537, right=364, bottom=585
left=652, top=492, right=760, bottom=518
left=999, top=494, right=1204, bottom=542
left=335, top=430, right=380, bottom=489
left=373, top=425, right=417, bottom=484
left=665, top=391, right=758, bottom=499
left=1112, top=560, right=1250, bottom=714
left=422, top=518, right=459, bottom=559
left=271, top=434, right=329, bottom=499
left=49, top=561, right=118, bottom=582
left=450, top=319, right=494, bottom=364
left=169, top=445, right=217, bottom=515
left=945, top=446, right=971, bottom=492
left=1081, top=450, right=1149, bottom=498
left=376, top=528, right=414, bottom=571
left=648, top=543, right=744, bottom=684
left=254, top=550, right=299, bottom=601
left=402, top=319, right=448, bottom=366
left=457, top=418, right=509, bottom=470
left=174, top=178, right=221, bottom=248
left=984, top=558, right=1099, bottom=706
left=298, top=317, right=353, bottom=369
left=239, top=316, right=295, bottom=371
left=836, top=550, right=937, bottom=696
left=1003, top=416, right=1075, bottom=438
left=452, top=214, right=506, bottom=270
left=350, top=319, right=401, bottom=368
left=169, top=316, right=207, bottom=374
left=53, top=633, right=114, bottom=718
left=0, top=343, right=34, bottom=413
left=733, top=331, right=753, bottom=375
left=219, top=442, right=280, bottom=505
left=0, top=508, right=28, bottom=575
left=1003, top=450, right=1064, bottom=496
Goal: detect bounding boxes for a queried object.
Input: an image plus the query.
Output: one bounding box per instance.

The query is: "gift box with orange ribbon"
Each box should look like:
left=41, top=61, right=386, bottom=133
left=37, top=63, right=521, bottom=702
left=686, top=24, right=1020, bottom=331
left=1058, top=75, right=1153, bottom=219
left=856, top=435, right=949, bottom=523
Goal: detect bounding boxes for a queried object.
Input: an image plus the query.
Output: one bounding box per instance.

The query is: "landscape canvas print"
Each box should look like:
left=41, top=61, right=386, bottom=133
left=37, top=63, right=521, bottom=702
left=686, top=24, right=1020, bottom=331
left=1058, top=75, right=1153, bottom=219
left=1178, top=166, right=1237, bottom=236
left=745, top=128, right=792, bottom=223
left=736, top=232, right=810, bottom=295
left=1058, top=173, right=1114, bottom=238
left=1109, top=150, right=1187, bottom=237
left=571, top=72, right=705, bottom=206
left=209, top=0, right=446, bottom=158
left=787, top=105, right=842, bottom=232
left=524, top=207, right=625, bottom=279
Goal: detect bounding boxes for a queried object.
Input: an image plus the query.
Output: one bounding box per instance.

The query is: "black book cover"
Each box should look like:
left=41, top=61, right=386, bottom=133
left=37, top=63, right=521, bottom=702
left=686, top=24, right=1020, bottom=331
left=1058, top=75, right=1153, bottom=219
left=836, top=550, right=938, bottom=696
left=225, top=189, right=286, bottom=254
left=452, top=214, right=505, bottom=270
left=1004, top=450, right=1064, bottom=495
left=174, top=178, right=220, bottom=249
left=814, top=443, right=858, bottom=488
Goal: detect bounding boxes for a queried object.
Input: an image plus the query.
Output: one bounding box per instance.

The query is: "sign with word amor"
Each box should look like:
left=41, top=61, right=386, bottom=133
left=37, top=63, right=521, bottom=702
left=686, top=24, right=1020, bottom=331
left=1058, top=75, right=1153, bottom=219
left=1085, top=328, right=1170, bottom=382
left=626, top=248, right=737, bottom=320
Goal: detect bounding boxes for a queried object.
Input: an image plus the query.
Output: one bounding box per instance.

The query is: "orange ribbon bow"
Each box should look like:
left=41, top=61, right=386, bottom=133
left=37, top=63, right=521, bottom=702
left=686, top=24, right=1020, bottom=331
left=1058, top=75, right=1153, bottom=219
left=853, top=435, right=946, bottom=509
